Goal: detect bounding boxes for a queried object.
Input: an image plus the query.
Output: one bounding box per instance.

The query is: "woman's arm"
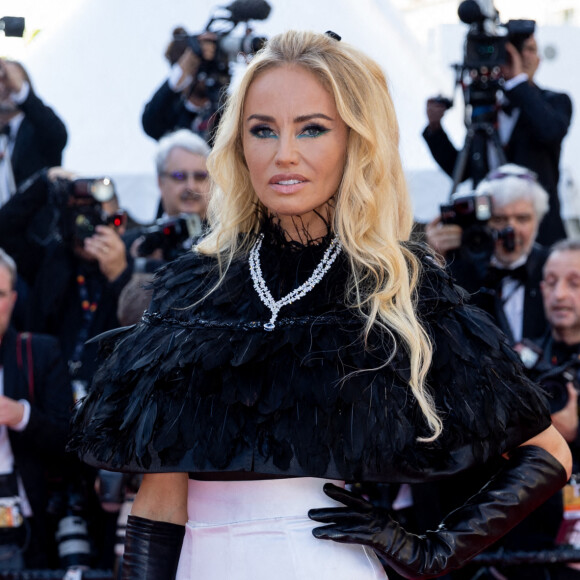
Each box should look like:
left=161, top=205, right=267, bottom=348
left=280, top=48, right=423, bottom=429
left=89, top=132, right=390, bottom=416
left=309, top=426, right=570, bottom=579
left=520, top=424, right=572, bottom=477
left=123, top=472, right=189, bottom=580
left=132, top=472, right=189, bottom=524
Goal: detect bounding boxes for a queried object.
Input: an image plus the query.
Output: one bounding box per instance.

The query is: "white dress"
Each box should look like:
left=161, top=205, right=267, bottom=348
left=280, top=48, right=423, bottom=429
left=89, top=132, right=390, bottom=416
left=176, top=477, right=388, bottom=580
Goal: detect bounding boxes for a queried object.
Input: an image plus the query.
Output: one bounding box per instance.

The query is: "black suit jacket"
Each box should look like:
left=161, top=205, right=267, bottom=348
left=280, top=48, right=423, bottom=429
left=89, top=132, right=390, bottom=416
left=10, top=88, right=68, bottom=187
left=1, top=327, right=72, bottom=566
left=0, top=172, right=132, bottom=382
left=141, top=79, right=219, bottom=144
left=423, top=82, right=573, bottom=246
left=448, top=244, right=549, bottom=344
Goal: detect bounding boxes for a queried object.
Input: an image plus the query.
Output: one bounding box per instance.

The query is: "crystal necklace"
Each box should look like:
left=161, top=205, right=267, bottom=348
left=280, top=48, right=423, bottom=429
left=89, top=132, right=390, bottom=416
left=249, top=233, right=342, bottom=331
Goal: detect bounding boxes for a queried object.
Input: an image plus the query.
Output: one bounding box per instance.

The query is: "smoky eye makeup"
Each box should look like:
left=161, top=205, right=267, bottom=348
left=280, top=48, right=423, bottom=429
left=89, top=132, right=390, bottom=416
left=299, top=123, right=331, bottom=138
left=248, top=124, right=277, bottom=139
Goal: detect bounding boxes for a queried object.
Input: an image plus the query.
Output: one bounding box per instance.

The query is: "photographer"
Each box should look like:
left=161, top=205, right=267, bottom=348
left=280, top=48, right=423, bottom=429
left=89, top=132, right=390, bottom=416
left=425, top=163, right=550, bottom=345
left=126, top=129, right=209, bottom=272
left=534, top=239, right=580, bottom=453
left=0, top=168, right=135, bottom=570
left=512, top=239, right=580, bottom=579
left=141, top=28, right=227, bottom=144
left=0, top=248, right=73, bottom=570
left=0, top=168, right=132, bottom=390
left=423, top=21, right=572, bottom=247
left=0, top=58, right=68, bottom=205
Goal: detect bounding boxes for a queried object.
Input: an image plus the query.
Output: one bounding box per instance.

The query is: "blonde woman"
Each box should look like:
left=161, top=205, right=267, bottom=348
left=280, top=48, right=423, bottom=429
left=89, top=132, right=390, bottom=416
left=70, top=30, right=570, bottom=580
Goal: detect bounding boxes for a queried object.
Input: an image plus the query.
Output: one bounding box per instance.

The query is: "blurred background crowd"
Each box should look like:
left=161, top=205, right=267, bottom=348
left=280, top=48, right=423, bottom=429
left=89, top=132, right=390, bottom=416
left=0, top=0, right=579, bottom=579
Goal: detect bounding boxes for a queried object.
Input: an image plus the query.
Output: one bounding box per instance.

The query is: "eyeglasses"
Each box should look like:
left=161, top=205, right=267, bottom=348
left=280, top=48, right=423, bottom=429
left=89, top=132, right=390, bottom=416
left=161, top=170, right=209, bottom=183
left=485, top=169, right=538, bottom=183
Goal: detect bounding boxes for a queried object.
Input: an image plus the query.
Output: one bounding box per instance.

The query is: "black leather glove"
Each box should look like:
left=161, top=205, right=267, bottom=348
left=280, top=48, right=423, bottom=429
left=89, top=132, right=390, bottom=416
left=121, top=514, right=185, bottom=580
left=309, top=445, right=567, bottom=579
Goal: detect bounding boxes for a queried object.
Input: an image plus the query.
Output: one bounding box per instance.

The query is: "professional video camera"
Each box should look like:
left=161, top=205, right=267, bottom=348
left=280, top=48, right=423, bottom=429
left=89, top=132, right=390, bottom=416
left=0, top=16, right=25, bottom=38
left=440, top=191, right=515, bottom=256
left=459, top=0, right=535, bottom=70
left=137, top=213, right=203, bottom=262
left=172, top=0, right=271, bottom=107
left=50, top=176, right=126, bottom=242
left=187, top=0, right=270, bottom=62
left=441, top=1, right=536, bottom=193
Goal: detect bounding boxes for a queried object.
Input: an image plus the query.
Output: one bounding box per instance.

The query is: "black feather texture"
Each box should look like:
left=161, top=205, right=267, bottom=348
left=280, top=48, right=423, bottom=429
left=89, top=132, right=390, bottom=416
left=68, top=237, right=550, bottom=481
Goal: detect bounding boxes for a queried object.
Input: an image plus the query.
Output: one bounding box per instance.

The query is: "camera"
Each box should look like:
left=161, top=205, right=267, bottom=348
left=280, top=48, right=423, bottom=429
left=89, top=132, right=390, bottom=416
left=52, top=487, right=92, bottom=570
left=137, top=213, right=203, bottom=261
left=447, top=1, right=535, bottom=140
left=440, top=191, right=494, bottom=255
left=0, top=16, right=25, bottom=38
left=188, top=0, right=270, bottom=61
left=458, top=0, right=535, bottom=70
left=51, top=176, right=126, bottom=242
left=440, top=191, right=515, bottom=256
left=538, top=361, right=580, bottom=413
left=516, top=340, right=580, bottom=413
left=174, top=0, right=270, bottom=106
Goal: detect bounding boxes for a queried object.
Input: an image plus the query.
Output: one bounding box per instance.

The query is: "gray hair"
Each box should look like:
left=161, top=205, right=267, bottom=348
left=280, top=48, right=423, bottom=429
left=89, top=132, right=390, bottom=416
left=0, top=248, right=16, bottom=289
left=549, top=238, right=580, bottom=254
left=155, top=129, right=211, bottom=175
left=475, top=163, right=549, bottom=221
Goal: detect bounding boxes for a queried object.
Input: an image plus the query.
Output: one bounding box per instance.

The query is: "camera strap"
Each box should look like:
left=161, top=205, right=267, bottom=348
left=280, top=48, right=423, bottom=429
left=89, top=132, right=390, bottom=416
left=69, top=271, right=101, bottom=375
left=15, top=333, right=34, bottom=405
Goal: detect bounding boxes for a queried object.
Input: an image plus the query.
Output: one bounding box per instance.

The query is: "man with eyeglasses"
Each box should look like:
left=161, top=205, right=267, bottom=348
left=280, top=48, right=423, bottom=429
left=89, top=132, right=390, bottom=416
left=126, top=129, right=211, bottom=271
left=423, top=31, right=572, bottom=247
left=425, top=163, right=550, bottom=346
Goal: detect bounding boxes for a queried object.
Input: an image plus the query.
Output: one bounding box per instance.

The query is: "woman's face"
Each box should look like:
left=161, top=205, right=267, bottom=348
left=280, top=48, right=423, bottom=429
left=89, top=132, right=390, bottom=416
left=242, top=64, right=348, bottom=239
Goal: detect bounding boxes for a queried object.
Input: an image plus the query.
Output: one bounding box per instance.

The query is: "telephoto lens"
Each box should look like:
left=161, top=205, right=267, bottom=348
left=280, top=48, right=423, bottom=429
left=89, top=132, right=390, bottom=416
left=56, top=513, right=92, bottom=569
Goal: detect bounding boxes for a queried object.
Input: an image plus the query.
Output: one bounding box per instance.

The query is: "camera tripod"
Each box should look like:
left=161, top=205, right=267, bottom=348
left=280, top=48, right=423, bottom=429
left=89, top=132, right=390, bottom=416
left=450, top=112, right=507, bottom=196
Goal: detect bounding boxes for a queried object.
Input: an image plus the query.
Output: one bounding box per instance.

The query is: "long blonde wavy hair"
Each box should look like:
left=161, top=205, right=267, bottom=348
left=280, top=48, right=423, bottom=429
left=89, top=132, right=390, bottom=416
left=197, top=30, right=441, bottom=440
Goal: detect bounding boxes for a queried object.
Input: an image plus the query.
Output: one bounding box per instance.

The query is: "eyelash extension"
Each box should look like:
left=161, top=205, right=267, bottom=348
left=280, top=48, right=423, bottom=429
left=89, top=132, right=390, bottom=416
left=299, top=124, right=330, bottom=138
left=249, top=125, right=276, bottom=139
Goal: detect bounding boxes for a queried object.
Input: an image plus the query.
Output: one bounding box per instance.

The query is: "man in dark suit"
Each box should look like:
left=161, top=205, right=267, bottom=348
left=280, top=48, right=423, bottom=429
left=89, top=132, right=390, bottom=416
left=0, top=58, right=68, bottom=203
left=423, top=33, right=572, bottom=246
left=0, top=248, right=72, bottom=569
left=141, top=30, right=226, bottom=145
left=425, top=163, right=550, bottom=346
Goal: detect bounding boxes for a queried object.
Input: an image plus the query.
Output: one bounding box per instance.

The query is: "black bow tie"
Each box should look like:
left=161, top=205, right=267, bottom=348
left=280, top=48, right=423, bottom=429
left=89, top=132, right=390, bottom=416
left=501, top=100, right=516, bottom=116
left=0, top=124, right=10, bottom=137
left=486, top=264, right=528, bottom=286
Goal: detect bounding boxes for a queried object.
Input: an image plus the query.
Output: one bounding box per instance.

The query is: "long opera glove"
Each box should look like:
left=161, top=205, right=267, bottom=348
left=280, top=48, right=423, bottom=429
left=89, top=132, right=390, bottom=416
left=121, top=514, right=185, bottom=580
left=309, top=445, right=567, bottom=579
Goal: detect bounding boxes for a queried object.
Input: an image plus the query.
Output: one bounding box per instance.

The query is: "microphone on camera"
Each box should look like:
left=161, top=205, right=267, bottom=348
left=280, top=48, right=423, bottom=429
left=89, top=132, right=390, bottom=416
left=225, top=0, right=272, bottom=24
left=458, top=0, right=484, bottom=24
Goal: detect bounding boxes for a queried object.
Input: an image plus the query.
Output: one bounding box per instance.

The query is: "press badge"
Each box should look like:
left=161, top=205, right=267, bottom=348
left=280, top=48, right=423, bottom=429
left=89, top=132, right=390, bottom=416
left=0, top=496, right=24, bottom=528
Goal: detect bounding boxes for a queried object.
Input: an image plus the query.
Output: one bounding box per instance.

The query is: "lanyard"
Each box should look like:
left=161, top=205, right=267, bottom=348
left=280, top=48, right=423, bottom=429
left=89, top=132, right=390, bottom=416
left=68, top=273, right=101, bottom=376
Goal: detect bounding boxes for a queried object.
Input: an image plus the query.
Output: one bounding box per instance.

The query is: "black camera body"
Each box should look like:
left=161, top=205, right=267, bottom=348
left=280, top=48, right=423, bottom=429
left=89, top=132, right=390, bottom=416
left=440, top=191, right=515, bottom=256
left=463, top=19, right=535, bottom=70
left=455, top=0, right=535, bottom=116
left=51, top=176, right=124, bottom=242
left=138, top=213, right=203, bottom=262
left=441, top=192, right=495, bottom=256
left=178, top=0, right=271, bottom=105
left=459, top=0, right=535, bottom=69
left=538, top=360, right=580, bottom=413
left=518, top=340, right=580, bottom=413
left=197, top=0, right=270, bottom=60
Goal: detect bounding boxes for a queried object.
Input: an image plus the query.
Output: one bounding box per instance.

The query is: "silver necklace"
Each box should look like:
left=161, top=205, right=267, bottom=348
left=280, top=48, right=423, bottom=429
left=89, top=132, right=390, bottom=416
left=249, top=233, right=342, bottom=331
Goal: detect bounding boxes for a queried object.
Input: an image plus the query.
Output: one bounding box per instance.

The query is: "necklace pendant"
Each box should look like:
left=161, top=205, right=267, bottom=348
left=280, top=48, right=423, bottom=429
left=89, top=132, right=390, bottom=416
left=249, top=233, right=342, bottom=333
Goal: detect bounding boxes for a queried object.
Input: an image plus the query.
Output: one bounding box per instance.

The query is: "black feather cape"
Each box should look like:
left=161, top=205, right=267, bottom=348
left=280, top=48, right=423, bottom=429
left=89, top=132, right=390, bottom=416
left=68, top=234, right=550, bottom=482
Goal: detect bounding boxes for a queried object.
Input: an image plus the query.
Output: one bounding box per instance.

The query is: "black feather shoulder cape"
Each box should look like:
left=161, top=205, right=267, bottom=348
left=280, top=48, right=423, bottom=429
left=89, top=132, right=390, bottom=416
left=68, top=234, right=550, bottom=482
